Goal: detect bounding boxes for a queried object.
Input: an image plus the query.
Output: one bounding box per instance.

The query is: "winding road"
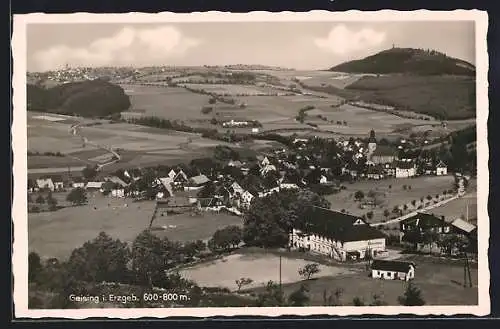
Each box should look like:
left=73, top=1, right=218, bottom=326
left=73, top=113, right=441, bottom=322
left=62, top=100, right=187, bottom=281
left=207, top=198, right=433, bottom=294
left=70, top=122, right=122, bottom=171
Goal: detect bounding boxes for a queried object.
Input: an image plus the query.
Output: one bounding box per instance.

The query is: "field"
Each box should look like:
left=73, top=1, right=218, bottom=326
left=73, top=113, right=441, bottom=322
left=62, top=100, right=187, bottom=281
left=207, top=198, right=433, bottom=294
left=325, top=176, right=457, bottom=223
left=28, top=193, right=156, bottom=260
left=179, top=252, right=358, bottom=291
left=27, top=155, right=91, bottom=169
left=120, top=84, right=211, bottom=120
left=258, top=254, right=478, bottom=306
left=344, top=75, right=476, bottom=120
left=151, top=212, right=243, bottom=242
left=181, top=83, right=274, bottom=96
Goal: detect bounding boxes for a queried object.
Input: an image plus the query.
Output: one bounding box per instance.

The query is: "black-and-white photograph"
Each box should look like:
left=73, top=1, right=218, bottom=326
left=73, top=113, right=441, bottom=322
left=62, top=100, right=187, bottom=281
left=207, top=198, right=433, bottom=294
left=12, top=10, right=489, bottom=318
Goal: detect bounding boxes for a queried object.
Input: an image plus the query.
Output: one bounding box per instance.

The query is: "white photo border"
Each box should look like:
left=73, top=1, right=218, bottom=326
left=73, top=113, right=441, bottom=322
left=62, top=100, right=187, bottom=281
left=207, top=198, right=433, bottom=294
left=12, top=9, right=490, bottom=318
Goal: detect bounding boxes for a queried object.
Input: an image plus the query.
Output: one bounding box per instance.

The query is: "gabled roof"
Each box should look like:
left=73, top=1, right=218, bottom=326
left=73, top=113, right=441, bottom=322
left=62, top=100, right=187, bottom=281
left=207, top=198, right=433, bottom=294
left=297, top=206, right=386, bottom=242
left=371, top=260, right=415, bottom=273
left=86, top=181, right=103, bottom=189
left=451, top=218, right=476, bottom=234
left=436, top=160, right=447, bottom=168
left=395, top=159, right=415, bottom=169
left=189, top=174, right=210, bottom=186
left=159, top=177, right=174, bottom=197
left=106, top=176, right=128, bottom=187
left=401, top=212, right=446, bottom=228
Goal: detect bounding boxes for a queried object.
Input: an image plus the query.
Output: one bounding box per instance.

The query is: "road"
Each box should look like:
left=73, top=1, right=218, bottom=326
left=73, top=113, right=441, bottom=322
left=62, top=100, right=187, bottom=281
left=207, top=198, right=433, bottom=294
left=70, top=123, right=122, bottom=171
left=370, top=194, right=461, bottom=227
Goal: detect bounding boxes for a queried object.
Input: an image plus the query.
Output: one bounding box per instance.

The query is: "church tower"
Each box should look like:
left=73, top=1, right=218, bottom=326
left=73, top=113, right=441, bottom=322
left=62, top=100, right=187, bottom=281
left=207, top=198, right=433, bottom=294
left=367, top=129, right=377, bottom=156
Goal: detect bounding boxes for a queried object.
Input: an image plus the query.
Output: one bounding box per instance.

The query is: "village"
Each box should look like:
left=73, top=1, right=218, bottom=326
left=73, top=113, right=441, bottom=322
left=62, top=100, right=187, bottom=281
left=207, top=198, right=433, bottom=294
left=27, top=125, right=478, bottom=302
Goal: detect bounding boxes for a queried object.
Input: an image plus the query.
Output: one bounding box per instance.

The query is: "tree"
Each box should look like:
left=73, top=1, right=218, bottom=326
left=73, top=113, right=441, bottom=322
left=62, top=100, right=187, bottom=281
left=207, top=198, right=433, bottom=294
left=352, top=296, right=365, bottom=306
left=82, top=165, right=98, bottom=180
left=130, top=230, right=168, bottom=287
left=288, top=283, right=310, bottom=306
left=27, top=193, right=33, bottom=203
left=235, top=277, right=254, bottom=292
left=211, top=225, right=243, bottom=252
left=411, top=200, right=417, bottom=207
left=354, top=190, right=365, bottom=201
left=35, top=193, right=47, bottom=204
left=243, top=189, right=330, bottom=248
left=67, top=232, right=131, bottom=284
left=46, top=191, right=58, bottom=210
left=28, top=252, right=43, bottom=283
left=66, top=187, right=87, bottom=205
left=256, top=280, right=285, bottom=307
left=366, top=211, right=374, bottom=220
left=370, top=293, right=388, bottom=306
left=383, top=209, right=390, bottom=221
left=298, top=263, right=320, bottom=280
left=208, top=97, right=216, bottom=104
left=398, top=282, right=425, bottom=306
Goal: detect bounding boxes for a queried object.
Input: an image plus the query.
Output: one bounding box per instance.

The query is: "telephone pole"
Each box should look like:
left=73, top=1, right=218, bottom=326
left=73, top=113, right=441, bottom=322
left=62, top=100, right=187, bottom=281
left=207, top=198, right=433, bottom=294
left=279, top=255, right=282, bottom=292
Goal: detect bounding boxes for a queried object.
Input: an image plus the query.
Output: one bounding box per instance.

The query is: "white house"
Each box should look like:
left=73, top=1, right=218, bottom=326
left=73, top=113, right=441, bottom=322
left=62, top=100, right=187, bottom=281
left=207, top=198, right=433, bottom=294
left=395, top=159, right=416, bottom=178
left=436, top=160, right=448, bottom=176
left=289, top=207, right=386, bottom=262
left=51, top=176, right=65, bottom=191
left=71, top=177, right=86, bottom=189
left=36, top=178, right=55, bottom=191
left=86, top=181, right=103, bottom=190
left=168, top=169, right=177, bottom=179
left=240, top=190, right=255, bottom=209
left=260, top=164, right=277, bottom=176
left=371, top=260, right=415, bottom=281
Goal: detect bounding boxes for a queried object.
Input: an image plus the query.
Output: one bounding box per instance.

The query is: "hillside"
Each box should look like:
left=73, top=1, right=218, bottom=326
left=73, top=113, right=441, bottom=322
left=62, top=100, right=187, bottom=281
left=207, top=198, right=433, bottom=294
left=330, top=47, right=475, bottom=76
left=27, top=79, right=131, bottom=118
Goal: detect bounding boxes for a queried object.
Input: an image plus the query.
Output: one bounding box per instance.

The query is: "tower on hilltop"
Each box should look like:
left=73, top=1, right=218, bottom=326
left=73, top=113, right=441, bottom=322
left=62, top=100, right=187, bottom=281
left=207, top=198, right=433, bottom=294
left=367, top=129, right=377, bottom=156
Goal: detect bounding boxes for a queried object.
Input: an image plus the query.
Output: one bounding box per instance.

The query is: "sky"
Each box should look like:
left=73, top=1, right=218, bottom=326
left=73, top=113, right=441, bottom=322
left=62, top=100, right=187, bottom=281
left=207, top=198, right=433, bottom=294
left=27, top=21, right=476, bottom=71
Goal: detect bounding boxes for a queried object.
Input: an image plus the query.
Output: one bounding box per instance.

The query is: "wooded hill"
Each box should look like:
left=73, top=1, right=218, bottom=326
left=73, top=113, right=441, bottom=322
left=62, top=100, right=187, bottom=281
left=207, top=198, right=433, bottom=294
left=27, top=79, right=131, bottom=118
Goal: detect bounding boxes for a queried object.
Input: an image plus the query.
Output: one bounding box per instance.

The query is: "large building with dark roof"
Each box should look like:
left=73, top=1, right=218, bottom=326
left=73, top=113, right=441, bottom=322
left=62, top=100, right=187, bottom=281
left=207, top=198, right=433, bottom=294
left=289, top=206, right=387, bottom=262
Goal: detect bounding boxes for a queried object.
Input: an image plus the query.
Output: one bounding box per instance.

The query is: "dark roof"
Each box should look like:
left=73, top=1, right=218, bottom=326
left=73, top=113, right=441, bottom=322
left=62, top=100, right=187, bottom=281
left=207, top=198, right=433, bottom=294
left=298, top=207, right=386, bottom=242
left=401, top=212, right=446, bottom=228
left=372, top=145, right=397, bottom=157
left=371, top=260, right=415, bottom=272
left=395, top=160, right=415, bottom=169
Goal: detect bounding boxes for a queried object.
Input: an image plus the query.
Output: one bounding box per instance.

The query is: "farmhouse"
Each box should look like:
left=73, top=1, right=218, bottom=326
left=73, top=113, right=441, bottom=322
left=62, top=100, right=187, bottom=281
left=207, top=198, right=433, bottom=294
left=50, top=175, right=65, bottom=191
left=395, top=159, right=417, bottom=178
left=173, top=170, right=189, bottom=187
left=436, top=160, right=448, bottom=176
left=366, top=165, right=385, bottom=180
left=371, top=260, right=416, bottom=281
left=184, top=175, right=211, bottom=191
left=289, top=207, right=387, bottom=262
left=400, top=213, right=451, bottom=234
left=239, top=190, right=255, bottom=209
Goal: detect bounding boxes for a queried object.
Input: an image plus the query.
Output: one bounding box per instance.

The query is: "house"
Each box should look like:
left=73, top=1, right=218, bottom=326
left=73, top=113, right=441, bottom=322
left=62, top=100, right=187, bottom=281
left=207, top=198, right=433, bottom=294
left=260, top=156, right=271, bottom=167
left=436, top=160, right=448, bottom=176
left=370, top=145, right=398, bottom=165
left=229, top=182, right=245, bottom=196
left=168, top=169, right=177, bottom=179
left=100, top=181, right=125, bottom=198
left=451, top=218, right=477, bottom=239
left=86, top=181, right=103, bottom=190
left=319, top=175, right=329, bottom=185
left=366, top=165, right=385, bottom=180
left=395, top=159, right=416, bottom=178
left=36, top=177, right=55, bottom=191
left=106, top=176, right=129, bottom=188
left=400, top=213, right=451, bottom=234
left=173, top=170, right=189, bottom=187
left=184, top=175, right=211, bottom=191
left=227, top=160, right=243, bottom=168
left=289, top=207, right=387, bottom=262
left=260, top=164, right=277, bottom=176
left=371, top=260, right=415, bottom=281
left=239, top=190, right=255, bottom=209
left=50, top=175, right=65, bottom=191
left=27, top=179, right=36, bottom=193
left=156, top=177, right=174, bottom=199
left=71, top=176, right=86, bottom=189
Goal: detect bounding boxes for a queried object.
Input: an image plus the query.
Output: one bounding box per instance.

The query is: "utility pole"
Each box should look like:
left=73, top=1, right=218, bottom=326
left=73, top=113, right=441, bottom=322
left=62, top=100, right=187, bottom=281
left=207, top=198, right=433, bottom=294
left=279, top=255, right=282, bottom=293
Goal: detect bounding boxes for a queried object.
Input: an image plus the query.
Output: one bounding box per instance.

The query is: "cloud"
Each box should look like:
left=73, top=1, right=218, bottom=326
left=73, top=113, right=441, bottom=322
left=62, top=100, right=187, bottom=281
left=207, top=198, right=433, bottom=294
left=33, top=26, right=201, bottom=70
left=314, top=25, right=386, bottom=55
